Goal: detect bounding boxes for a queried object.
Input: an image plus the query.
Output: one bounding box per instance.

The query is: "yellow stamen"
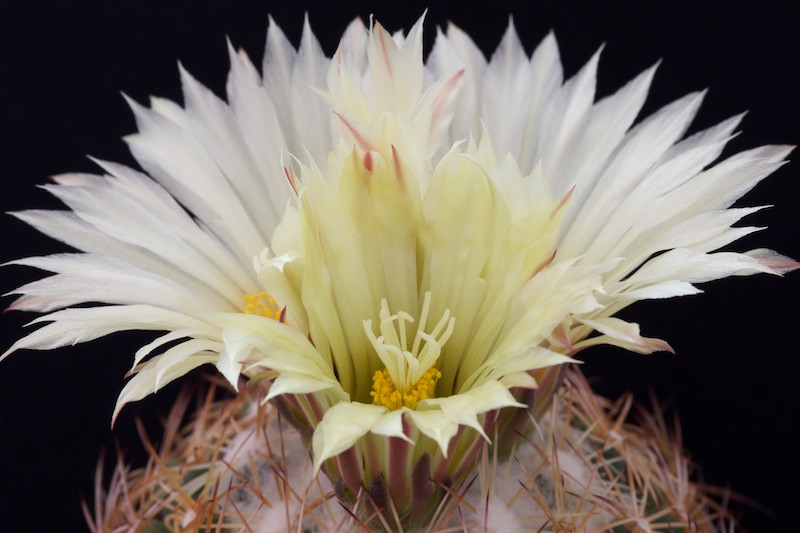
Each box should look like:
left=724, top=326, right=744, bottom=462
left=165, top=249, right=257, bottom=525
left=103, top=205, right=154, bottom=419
left=243, top=291, right=280, bottom=319
left=371, top=366, right=442, bottom=411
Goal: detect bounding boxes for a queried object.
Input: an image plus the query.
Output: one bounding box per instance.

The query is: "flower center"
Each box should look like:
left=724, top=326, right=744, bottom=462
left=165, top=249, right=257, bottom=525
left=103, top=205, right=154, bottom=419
left=371, top=366, right=442, bottom=410
left=364, top=292, right=455, bottom=411
left=243, top=291, right=280, bottom=319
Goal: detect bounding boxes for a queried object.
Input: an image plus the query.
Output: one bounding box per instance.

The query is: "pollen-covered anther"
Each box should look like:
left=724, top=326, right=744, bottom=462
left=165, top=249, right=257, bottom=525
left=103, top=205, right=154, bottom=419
left=243, top=291, right=280, bottom=319
left=371, top=366, right=442, bottom=410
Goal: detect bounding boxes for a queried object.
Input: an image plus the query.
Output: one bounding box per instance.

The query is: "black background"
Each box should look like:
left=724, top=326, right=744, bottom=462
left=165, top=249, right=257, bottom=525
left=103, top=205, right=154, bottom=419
left=1, top=1, right=798, bottom=531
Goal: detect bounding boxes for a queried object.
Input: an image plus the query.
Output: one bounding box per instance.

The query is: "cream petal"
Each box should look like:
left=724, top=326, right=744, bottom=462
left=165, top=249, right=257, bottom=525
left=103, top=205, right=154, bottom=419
left=264, top=373, right=339, bottom=402
left=215, top=350, right=243, bottom=389
left=312, top=402, right=392, bottom=469
left=422, top=380, right=525, bottom=443
left=404, top=408, right=459, bottom=457
left=215, top=313, right=333, bottom=381
left=370, top=409, right=412, bottom=442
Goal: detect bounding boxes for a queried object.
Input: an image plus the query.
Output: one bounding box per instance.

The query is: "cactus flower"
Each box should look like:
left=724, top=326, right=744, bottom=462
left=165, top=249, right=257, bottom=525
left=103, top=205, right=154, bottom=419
left=3, top=13, right=796, bottom=528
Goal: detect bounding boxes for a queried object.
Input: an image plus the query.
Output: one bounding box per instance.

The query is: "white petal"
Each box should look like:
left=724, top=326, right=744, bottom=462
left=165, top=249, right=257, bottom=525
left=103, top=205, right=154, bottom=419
left=576, top=317, right=673, bottom=354
left=481, top=19, right=531, bottom=159
left=180, top=65, right=278, bottom=238
left=262, top=16, right=299, bottom=147
left=515, top=32, right=564, bottom=174
left=745, top=248, right=800, bottom=275
left=625, top=247, right=782, bottom=287
left=114, top=354, right=216, bottom=424
left=154, top=338, right=224, bottom=390
left=614, top=279, right=701, bottom=300
left=7, top=254, right=228, bottom=313
left=133, top=328, right=215, bottom=368
left=125, top=96, right=266, bottom=259
left=437, top=22, right=488, bottom=141
left=561, top=91, right=707, bottom=259
left=535, top=46, right=602, bottom=183
left=226, top=42, right=294, bottom=222
left=291, top=16, right=334, bottom=165
left=558, top=63, right=657, bottom=203
left=2, top=305, right=212, bottom=361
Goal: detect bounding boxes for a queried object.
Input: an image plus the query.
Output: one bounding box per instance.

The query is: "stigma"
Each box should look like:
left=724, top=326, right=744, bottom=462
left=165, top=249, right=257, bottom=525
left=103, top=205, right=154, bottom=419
left=364, top=292, right=455, bottom=410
